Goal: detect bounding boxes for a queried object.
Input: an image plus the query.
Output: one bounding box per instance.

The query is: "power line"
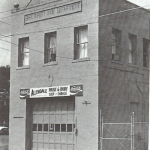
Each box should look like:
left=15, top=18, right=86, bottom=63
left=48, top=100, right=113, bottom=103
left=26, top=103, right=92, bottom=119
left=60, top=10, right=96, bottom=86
left=0, top=1, right=150, bottom=21
left=99, top=4, right=150, bottom=18
left=0, top=47, right=11, bottom=52
left=0, top=0, right=82, bottom=20
left=0, top=37, right=149, bottom=69
left=0, top=20, right=11, bottom=26
left=0, top=6, right=150, bottom=39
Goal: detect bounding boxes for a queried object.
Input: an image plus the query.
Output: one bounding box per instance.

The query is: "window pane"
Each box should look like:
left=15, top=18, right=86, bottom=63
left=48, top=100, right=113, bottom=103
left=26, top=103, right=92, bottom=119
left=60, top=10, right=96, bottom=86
left=18, top=37, right=29, bottom=67
left=61, top=124, right=66, bottom=132
left=33, top=124, right=37, bottom=131
left=24, top=39, right=29, bottom=52
left=55, top=124, right=60, bottom=132
left=128, top=34, right=137, bottom=64
left=78, top=26, right=88, bottom=43
left=75, top=26, right=88, bottom=59
left=43, top=124, right=48, bottom=131
left=38, top=124, right=43, bottom=131
left=44, top=32, right=56, bottom=63
left=67, top=124, right=73, bottom=132
left=22, top=53, right=29, bottom=66
left=49, top=124, right=54, bottom=132
left=112, top=28, right=121, bottom=59
left=143, top=39, right=149, bottom=67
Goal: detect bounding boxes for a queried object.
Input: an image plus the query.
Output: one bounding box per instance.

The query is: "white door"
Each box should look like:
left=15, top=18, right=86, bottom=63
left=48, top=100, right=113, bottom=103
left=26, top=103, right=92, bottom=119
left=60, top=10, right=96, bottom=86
left=32, top=97, right=76, bottom=150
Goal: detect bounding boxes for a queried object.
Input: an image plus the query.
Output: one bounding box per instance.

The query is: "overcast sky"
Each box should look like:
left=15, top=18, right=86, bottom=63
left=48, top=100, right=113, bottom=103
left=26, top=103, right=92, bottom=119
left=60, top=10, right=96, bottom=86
left=0, top=0, right=150, bottom=66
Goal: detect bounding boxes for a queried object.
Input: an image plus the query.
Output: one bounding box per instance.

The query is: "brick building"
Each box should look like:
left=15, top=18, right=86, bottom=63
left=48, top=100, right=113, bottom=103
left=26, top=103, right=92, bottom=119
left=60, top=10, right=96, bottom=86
left=10, top=0, right=149, bottom=150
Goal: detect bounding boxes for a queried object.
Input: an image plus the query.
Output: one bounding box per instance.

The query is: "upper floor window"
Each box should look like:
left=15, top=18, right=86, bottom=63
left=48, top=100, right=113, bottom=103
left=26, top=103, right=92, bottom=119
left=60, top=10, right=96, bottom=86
left=143, top=38, right=149, bottom=67
left=74, top=25, right=88, bottom=60
left=112, top=28, right=121, bottom=61
left=128, top=34, right=137, bottom=64
left=44, top=32, right=57, bottom=63
left=18, top=37, right=29, bottom=67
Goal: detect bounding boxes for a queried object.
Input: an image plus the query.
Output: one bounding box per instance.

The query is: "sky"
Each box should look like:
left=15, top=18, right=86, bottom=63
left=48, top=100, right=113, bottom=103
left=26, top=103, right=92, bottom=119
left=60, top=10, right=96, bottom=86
left=0, top=0, right=150, bottom=66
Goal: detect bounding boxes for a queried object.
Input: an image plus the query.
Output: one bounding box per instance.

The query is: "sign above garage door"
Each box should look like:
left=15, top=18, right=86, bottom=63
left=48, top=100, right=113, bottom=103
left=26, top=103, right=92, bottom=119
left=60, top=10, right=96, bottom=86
left=20, top=84, right=83, bottom=99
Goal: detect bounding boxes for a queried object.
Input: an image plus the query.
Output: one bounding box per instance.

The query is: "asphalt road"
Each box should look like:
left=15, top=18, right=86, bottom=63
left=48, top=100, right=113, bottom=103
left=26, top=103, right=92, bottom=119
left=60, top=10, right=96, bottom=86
left=0, top=135, right=8, bottom=150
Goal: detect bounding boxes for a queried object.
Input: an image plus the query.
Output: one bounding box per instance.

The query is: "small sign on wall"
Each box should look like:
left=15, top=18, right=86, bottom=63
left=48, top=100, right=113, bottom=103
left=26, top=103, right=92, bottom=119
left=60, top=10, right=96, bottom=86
left=20, top=89, right=30, bottom=99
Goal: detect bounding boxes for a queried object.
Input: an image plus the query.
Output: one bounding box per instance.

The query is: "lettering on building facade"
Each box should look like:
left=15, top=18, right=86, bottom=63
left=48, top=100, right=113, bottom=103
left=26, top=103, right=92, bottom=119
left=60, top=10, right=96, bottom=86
left=24, top=0, right=82, bottom=24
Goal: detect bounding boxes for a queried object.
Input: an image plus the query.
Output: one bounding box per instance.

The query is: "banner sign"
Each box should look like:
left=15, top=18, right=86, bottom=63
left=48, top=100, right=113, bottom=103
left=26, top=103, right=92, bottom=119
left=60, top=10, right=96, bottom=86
left=30, top=87, right=49, bottom=98
left=49, top=86, right=70, bottom=97
left=24, top=0, right=81, bottom=24
left=20, top=85, right=83, bottom=99
left=20, top=89, right=30, bottom=99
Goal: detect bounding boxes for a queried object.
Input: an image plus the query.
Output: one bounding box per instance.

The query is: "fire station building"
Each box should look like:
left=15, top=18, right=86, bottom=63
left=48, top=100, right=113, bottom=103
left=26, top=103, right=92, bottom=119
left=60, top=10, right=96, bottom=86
left=10, top=0, right=149, bottom=150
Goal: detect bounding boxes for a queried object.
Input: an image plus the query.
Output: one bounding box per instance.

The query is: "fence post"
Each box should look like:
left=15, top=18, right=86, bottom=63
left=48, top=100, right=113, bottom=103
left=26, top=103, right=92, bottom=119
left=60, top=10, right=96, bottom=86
left=131, top=114, right=132, bottom=150
left=100, top=110, right=102, bottom=150
left=132, top=112, right=134, bottom=150
left=101, top=116, right=103, bottom=150
left=131, top=112, right=135, bottom=150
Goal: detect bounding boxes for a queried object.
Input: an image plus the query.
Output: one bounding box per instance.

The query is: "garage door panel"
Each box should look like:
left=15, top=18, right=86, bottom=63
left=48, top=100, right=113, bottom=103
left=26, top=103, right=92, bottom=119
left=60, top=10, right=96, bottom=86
left=37, top=133, right=43, bottom=142
left=61, top=134, right=67, bottom=142
left=55, top=101, right=62, bottom=112
left=68, top=144, right=75, bottom=150
left=38, top=115, right=44, bottom=123
left=61, top=114, right=67, bottom=122
left=61, top=144, right=67, bottom=150
left=49, top=134, right=54, bottom=142
left=44, top=134, right=49, bottom=142
left=43, top=115, right=49, bottom=123
left=49, top=115, right=55, bottom=123
left=32, top=98, right=75, bottom=150
left=49, top=144, right=55, bottom=149
left=33, top=115, right=38, bottom=123
left=43, top=143, right=49, bottom=149
left=61, top=100, right=67, bottom=112
left=43, top=103, right=49, bottom=113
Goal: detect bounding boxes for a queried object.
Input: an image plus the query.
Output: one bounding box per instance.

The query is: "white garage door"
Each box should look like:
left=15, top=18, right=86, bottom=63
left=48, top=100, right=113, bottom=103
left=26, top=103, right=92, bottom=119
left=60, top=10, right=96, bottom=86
left=32, top=97, right=76, bottom=150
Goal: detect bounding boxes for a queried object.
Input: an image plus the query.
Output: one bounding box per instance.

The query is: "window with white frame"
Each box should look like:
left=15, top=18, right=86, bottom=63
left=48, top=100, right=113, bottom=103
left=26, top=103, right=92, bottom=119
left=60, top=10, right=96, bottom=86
left=74, top=25, right=88, bottom=59
left=128, top=34, right=137, bottom=64
left=143, top=38, right=149, bottom=67
left=44, top=32, right=57, bottom=63
left=112, top=28, right=121, bottom=61
left=18, top=37, right=29, bottom=67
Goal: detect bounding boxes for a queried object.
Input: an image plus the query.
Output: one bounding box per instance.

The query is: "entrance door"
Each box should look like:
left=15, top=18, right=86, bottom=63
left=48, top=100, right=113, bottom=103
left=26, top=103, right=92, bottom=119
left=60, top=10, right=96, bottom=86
left=32, top=97, right=76, bottom=150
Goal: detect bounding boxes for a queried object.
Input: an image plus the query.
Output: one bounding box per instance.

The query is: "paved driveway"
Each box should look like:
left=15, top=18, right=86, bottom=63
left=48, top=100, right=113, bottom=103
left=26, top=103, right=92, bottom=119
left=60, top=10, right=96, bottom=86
left=0, top=135, right=8, bottom=150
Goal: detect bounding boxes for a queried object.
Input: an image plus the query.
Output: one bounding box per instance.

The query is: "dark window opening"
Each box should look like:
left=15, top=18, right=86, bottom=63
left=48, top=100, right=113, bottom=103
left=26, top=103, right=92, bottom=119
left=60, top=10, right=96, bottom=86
left=38, top=124, right=42, bottom=131
left=44, top=32, right=57, bottom=63
left=128, top=34, right=137, bottom=64
left=61, top=124, right=66, bottom=132
left=143, top=38, right=149, bottom=67
left=67, top=124, right=73, bottom=132
left=112, top=28, right=121, bottom=61
left=55, top=124, right=60, bottom=132
left=18, top=37, right=29, bottom=67
left=74, top=25, right=88, bottom=59
left=43, top=124, right=48, bottom=131
left=33, top=124, right=37, bottom=131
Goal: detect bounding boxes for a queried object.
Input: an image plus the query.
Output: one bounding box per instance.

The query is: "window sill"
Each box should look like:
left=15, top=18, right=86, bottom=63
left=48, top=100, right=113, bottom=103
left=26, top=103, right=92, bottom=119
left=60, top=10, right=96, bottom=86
left=128, top=63, right=138, bottom=68
left=16, top=65, right=30, bottom=70
left=142, top=66, right=149, bottom=71
left=43, top=61, right=58, bottom=67
left=72, top=57, right=90, bottom=63
left=111, top=60, right=123, bottom=65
